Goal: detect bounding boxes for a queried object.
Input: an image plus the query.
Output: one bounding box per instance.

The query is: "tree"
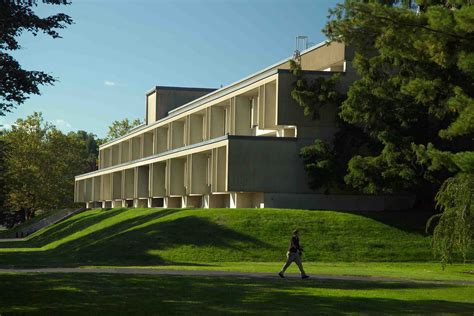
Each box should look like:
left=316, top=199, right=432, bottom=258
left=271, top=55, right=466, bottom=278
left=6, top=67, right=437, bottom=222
left=0, top=129, right=7, bottom=222
left=290, top=60, right=380, bottom=192
left=319, top=0, right=474, bottom=264
left=2, top=112, right=94, bottom=220
left=0, top=0, right=73, bottom=115
left=73, top=130, right=101, bottom=172
left=106, top=118, right=143, bottom=141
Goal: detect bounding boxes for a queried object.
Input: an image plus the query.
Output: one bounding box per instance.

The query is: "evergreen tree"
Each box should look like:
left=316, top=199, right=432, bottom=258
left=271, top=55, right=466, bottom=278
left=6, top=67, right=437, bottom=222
left=324, top=0, right=474, bottom=264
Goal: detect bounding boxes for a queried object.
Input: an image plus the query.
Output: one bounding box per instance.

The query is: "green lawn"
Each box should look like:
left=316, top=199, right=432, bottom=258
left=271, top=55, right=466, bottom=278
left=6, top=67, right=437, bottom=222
left=1, top=273, right=473, bottom=314
left=1, top=207, right=473, bottom=314
left=83, top=261, right=474, bottom=282
left=0, top=209, right=64, bottom=238
left=0, top=207, right=452, bottom=268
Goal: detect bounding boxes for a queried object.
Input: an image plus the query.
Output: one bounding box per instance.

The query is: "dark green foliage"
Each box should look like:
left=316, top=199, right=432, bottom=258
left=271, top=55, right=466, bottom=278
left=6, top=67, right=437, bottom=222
left=74, top=130, right=101, bottom=172
left=0, top=113, right=100, bottom=219
left=0, top=0, right=73, bottom=115
left=321, top=0, right=474, bottom=263
left=290, top=60, right=342, bottom=120
left=427, top=174, right=474, bottom=268
left=323, top=0, right=474, bottom=197
left=300, top=140, right=337, bottom=191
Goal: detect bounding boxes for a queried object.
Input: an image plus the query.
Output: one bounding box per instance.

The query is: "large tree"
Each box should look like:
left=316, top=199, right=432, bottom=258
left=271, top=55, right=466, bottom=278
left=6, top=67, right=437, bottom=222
left=1, top=112, right=93, bottom=220
left=74, top=130, right=102, bottom=172
left=293, top=0, right=473, bottom=264
left=327, top=0, right=474, bottom=264
left=0, top=0, right=73, bottom=115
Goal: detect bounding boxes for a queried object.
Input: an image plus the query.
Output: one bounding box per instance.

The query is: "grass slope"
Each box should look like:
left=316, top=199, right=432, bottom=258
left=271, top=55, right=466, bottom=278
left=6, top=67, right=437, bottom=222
left=0, top=207, right=447, bottom=267
left=0, top=209, right=64, bottom=238
left=1, top=273, right=473, bottom=314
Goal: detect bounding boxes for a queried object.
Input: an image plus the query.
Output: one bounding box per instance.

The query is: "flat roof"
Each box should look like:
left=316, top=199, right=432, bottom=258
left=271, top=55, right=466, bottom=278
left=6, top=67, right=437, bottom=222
left=146, top=85, right=217, bottom=96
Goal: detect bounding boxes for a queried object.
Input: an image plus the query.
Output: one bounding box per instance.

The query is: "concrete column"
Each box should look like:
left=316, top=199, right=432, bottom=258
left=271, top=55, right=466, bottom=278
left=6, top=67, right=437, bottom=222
left=203, top=194, right=210, bottom=209
left=230, top=192, right=237, bottom=209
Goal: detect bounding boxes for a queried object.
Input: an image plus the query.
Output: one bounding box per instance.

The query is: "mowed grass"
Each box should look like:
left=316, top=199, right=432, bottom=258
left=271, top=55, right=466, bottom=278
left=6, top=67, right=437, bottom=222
left=0, top=207, right=443, bottom=267
left=0, top=209, right=64, bottom=238
left=84, top=262, right=474, bottom=282
left=1, top=273, right=473, bottom=314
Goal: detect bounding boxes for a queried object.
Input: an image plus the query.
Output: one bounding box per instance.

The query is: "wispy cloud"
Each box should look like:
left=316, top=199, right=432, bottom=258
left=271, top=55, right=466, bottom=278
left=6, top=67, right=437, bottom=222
left=104, top=80, right=116, bottom=86
left=0, top=122, right=13, bottom=130
left=53, top=119, right=72, bottom=129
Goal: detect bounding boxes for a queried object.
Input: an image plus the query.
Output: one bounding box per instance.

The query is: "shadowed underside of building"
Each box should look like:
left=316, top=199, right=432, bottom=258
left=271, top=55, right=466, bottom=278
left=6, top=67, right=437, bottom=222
left=74, top=41, right=414, bottom=211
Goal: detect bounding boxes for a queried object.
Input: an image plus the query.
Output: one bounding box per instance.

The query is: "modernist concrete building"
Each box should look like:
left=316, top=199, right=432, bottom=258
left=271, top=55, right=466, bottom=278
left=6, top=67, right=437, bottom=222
left=74, top=41, right=413, bottom=210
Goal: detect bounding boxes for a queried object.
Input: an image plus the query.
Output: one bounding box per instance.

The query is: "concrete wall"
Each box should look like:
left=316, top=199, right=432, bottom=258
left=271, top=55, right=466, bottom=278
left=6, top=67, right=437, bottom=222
left=227, top=137, right=310, bottom=194
left=124, top=169, right=134, bottom=199
left=143, top=131, right=154, bottom=158
left=263, top=193, right=415, bottom=211
left=121, top=140, right=130, bottom=163
left=168, top=158, right=186, bottom=196
left=170, top=120, right=185, bottom=149
left=151, top=162, right=166, bottom=197
left=212, top=146, right=227, bottom=193
left=234, top=96, right=252, bottom=136
left=209, top=105, right=226, bottom=139
left=112, top=171, right=122, bottom=200
left=155, top=126, right=169, bottom=154
left=189, top=113, right=205, bottom=144
left=131, top=136, right=141, bottom=161
left=137, top=165, right=149, bottom=198
left=278, top=41, right=346, bottom=72
left=189, top=152, right=210, bottom=195
left=146, top=87, right=216, bottom=124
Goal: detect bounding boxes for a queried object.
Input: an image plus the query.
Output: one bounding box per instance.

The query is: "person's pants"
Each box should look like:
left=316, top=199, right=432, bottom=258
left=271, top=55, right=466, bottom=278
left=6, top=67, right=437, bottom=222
left=280, top=251, right=307, bottom=276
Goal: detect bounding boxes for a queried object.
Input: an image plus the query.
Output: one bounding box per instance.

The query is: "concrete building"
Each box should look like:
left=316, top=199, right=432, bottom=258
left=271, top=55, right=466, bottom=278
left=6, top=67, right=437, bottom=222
left=74, top=41, right=413, bottom=210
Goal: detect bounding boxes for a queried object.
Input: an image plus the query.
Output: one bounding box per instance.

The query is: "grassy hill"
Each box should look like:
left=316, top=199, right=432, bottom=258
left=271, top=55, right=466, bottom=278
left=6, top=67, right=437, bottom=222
left=0, top=207, right=445, bottom=267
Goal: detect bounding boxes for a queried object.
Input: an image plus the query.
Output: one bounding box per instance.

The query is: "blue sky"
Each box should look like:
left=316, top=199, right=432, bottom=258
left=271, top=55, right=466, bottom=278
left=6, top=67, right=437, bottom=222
left=1, top=0, right=339, bottom=138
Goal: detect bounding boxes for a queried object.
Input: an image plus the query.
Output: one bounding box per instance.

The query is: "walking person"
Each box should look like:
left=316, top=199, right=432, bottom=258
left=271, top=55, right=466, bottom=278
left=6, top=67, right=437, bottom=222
left=278, top=230, right=309, bottom=279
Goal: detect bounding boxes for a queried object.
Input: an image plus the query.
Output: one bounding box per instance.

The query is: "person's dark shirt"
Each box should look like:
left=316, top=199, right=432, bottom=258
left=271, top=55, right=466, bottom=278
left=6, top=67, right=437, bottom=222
left=288, top=235, right=301, bottom=253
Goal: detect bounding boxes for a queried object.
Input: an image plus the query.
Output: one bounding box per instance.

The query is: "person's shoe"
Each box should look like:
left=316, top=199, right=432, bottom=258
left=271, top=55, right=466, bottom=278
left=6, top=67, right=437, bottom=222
left=301, top=275, right=310, bottom=279
left=278, top=272, right=285, bottom=278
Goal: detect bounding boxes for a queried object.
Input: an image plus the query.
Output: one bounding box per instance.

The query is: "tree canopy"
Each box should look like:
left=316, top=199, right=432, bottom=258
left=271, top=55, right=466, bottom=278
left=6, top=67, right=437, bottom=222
left=293, top=0, right=473, bottom=264
left=106, top=118, right=143, bottom=141
left=0, top=0, right=72, bottom=115
left=0, top=113, right=99, bottom=220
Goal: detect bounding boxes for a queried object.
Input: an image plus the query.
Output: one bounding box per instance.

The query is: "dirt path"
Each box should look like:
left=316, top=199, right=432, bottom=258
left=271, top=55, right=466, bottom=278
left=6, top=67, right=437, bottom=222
left=0, top=267, right=472, bottom=285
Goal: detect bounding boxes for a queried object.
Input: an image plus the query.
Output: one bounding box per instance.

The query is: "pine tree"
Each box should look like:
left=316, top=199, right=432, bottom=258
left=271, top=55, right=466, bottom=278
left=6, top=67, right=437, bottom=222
left=292, top=0, right=473, bottom=264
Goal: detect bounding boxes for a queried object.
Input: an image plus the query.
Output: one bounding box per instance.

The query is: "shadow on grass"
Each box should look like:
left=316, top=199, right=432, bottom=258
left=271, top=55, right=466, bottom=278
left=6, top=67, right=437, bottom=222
left=335, top=210, right=435, bottom=235
left=0, top=208, right=273, bottom=267
left=0, top=273, right=472, bottom=314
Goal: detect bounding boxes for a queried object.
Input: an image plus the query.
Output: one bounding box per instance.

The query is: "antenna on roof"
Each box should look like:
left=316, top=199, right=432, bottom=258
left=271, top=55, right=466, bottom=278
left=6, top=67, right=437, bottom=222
left=293, top=35, right=309, bottom=64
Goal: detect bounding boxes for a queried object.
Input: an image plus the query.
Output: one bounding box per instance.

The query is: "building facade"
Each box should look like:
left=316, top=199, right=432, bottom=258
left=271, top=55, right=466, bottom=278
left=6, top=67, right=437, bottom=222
left=74, top=41, right=413, bottom=210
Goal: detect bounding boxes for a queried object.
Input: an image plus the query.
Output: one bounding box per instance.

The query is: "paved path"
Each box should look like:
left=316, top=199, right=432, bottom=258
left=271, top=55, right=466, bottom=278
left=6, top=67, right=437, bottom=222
left=0, top=267, right=472, bottom=285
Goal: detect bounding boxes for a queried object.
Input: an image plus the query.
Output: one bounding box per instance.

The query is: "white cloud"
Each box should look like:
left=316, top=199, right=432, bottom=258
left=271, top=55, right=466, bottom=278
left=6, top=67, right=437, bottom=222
left=0, top=123, right=13, bottom=130
left=53, top=119, right=72, bottom=129
left=104, top=80, right=116, bottom=86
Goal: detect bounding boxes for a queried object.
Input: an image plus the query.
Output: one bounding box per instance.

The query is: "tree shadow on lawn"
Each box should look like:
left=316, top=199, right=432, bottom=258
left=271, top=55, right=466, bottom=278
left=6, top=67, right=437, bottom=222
left=335, top=210, right=435, bottom=235
left=0, top=208, right=127, bottom=249
left=0, top=209, right=274, bottom=268
left=1, top=273, right=472, bottom=314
